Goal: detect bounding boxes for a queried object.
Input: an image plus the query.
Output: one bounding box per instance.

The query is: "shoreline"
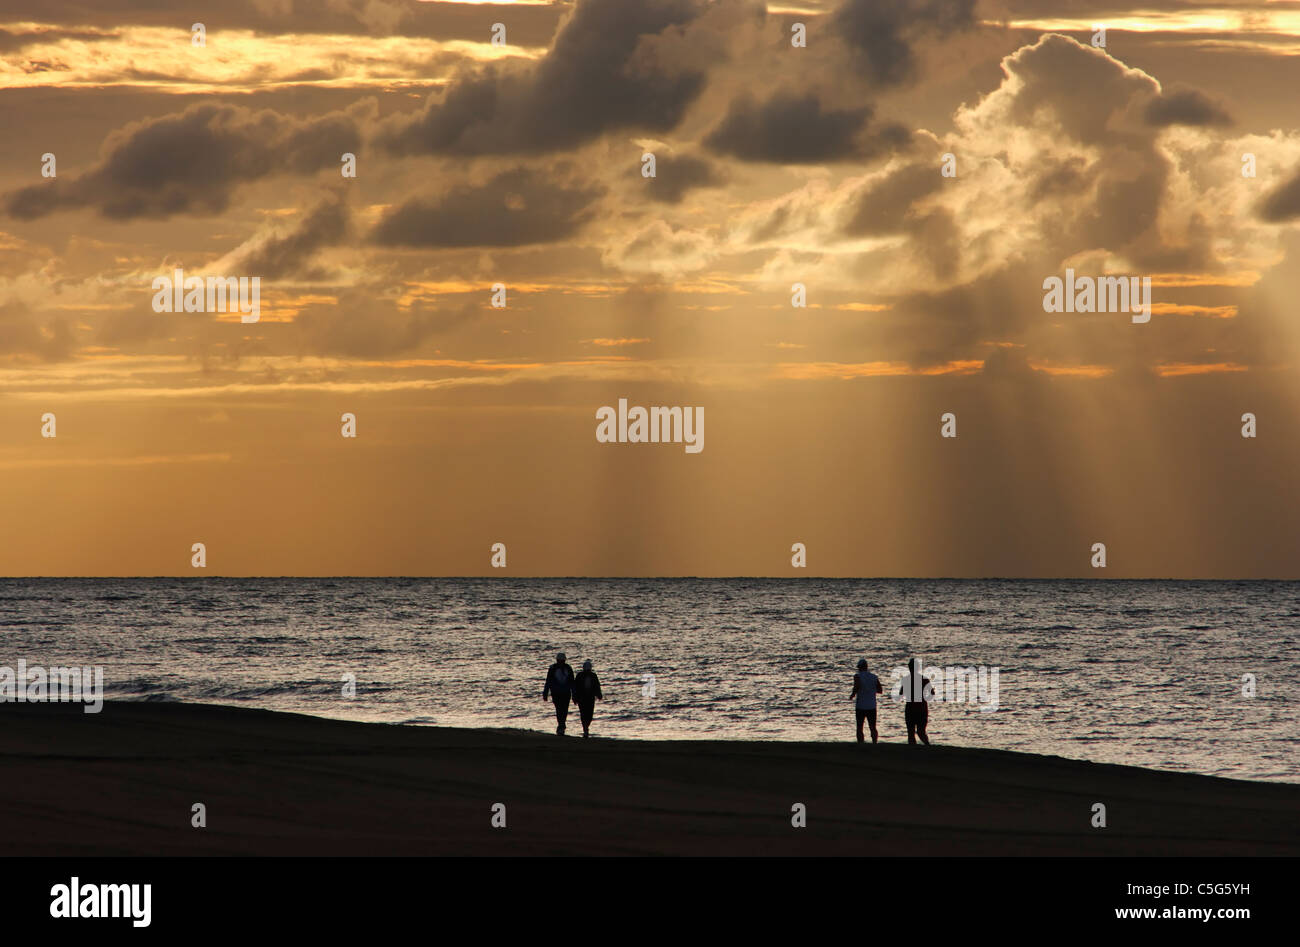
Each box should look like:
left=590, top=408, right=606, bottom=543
left=2, top=700, right=1297, bottom=856
left=114, top=699, right=1298, bottom=786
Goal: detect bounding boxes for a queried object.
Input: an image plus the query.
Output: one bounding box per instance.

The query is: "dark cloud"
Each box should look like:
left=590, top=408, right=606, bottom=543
left=232, top=194, right=351, bottom=279
left=704, top=91, right=908, bottom=163
left=378, top=0, right=709, bottom=156
left=3, top=102, right=367, bottom=220
left=1144, top=86, right=1233, bottom=127
left=371, top=168, right=604, bottom=248
left=979, top=343, right=1036, bottom=381
left=874, top=267, right=1045, bottom=367
left=1258, top=166, right=1300, bottom=223
left=843, top=160, right=943, bottom=235
left=832, top=0, right=977, bottom=86
left=841, top=160, right=957, bottom=278
left=907, top=207, right=960, bottom=280
left=1028, top=156, right=1091, bottom=202
left=646, top=153, right=725, bottom=203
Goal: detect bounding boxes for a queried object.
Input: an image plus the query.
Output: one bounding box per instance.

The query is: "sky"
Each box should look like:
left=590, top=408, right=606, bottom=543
left=2, top=0, right=1300, bottom=577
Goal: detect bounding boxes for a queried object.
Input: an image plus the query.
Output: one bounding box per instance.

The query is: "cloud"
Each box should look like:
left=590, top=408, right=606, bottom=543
left=0, top=301, right=75, bottom=360
left=378, top=0, right=710, bottom=156
left=0, top=0, right=564, bottom=44
left=221, top=194, right=352, bottom=279
left=832, top=0, right=977, bottom=86
left=645, top=153, right=725, bottom=203
left=843, top=160, right=943, bottom=235
left=584, top=337, right=650, bottom=346
left=839, top=158, right=959, bottom=278
left=728, top=31, right=1298, bottom=376
left=704, top=91, right=909, bottom=163
left=601, top=219, right=717, bottom=275
left=290, top=293, right=465, bottom=358
left=3, top=102, right=367, bottom=220
left=941, top=34, right=1178, bottom=269
left=1259, top=165, right=1300, bottom=222
left=371, top=168, right=604, bottom=248
left=0, top=26, right=116, bottom=51
left=1144, top=87, right=1233, bottom=127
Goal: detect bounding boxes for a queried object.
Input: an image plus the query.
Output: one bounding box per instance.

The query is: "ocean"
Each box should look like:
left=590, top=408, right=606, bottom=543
left=2, top=577, right=1296, bottom=782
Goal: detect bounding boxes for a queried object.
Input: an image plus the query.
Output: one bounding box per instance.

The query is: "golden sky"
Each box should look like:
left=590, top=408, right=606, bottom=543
left=2, top=0, right=1300, bottom=577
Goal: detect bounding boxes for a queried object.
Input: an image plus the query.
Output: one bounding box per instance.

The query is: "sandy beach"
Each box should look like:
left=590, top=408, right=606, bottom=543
left=2, top=701, right=1296, bottom=856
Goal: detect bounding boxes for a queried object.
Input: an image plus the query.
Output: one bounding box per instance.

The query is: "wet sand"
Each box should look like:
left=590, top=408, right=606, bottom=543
left=2, top=701, right=1296, bottom=856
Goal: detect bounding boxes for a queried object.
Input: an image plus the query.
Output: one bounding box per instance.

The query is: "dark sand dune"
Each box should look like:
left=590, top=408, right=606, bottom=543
left=2, top=701, right=1296, bottom=856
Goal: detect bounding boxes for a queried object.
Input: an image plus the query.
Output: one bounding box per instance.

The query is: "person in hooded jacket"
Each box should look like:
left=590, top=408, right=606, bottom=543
left=573, top=659, right=604, bottom=738
left=542, top=652, right=576, bottom=735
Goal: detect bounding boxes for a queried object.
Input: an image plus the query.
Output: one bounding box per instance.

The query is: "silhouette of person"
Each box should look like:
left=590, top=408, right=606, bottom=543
left=850, top=658, right=882, bottom=743
left=573, top=659, right=603, bottom=738
left=899, top=658, right=932, bottom=745
left=542, top=652, right=576, bottom=735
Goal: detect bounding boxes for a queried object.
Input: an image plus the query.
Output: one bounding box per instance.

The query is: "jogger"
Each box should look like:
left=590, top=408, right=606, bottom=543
left=901, top=658, right=931, bottom=745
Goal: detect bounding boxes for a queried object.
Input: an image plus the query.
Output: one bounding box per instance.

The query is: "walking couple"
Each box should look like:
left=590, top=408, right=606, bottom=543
left=542, top=652, right=603, bottom=737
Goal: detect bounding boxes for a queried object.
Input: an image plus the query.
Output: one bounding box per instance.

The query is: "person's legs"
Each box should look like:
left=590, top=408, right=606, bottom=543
left=579, top=701, right=594, bottom=737
left=866, top=708, right=878, bottom=744
left=855, top=708, right=866, bottom=743
left=554, top=696, right=570, bottom=734
left=917, top=710, right=929, bottom=745
left=905, top=707, right=917, bottom=744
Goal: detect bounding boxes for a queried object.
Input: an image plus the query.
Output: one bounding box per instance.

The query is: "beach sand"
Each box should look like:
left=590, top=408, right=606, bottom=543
left=2, top=701, right=1296, bottom=856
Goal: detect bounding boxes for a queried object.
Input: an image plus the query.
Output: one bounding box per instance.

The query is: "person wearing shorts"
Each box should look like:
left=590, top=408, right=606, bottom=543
left=850, top=658, right=882, bottom=743
left=900, top=658, right=931, bottom=746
